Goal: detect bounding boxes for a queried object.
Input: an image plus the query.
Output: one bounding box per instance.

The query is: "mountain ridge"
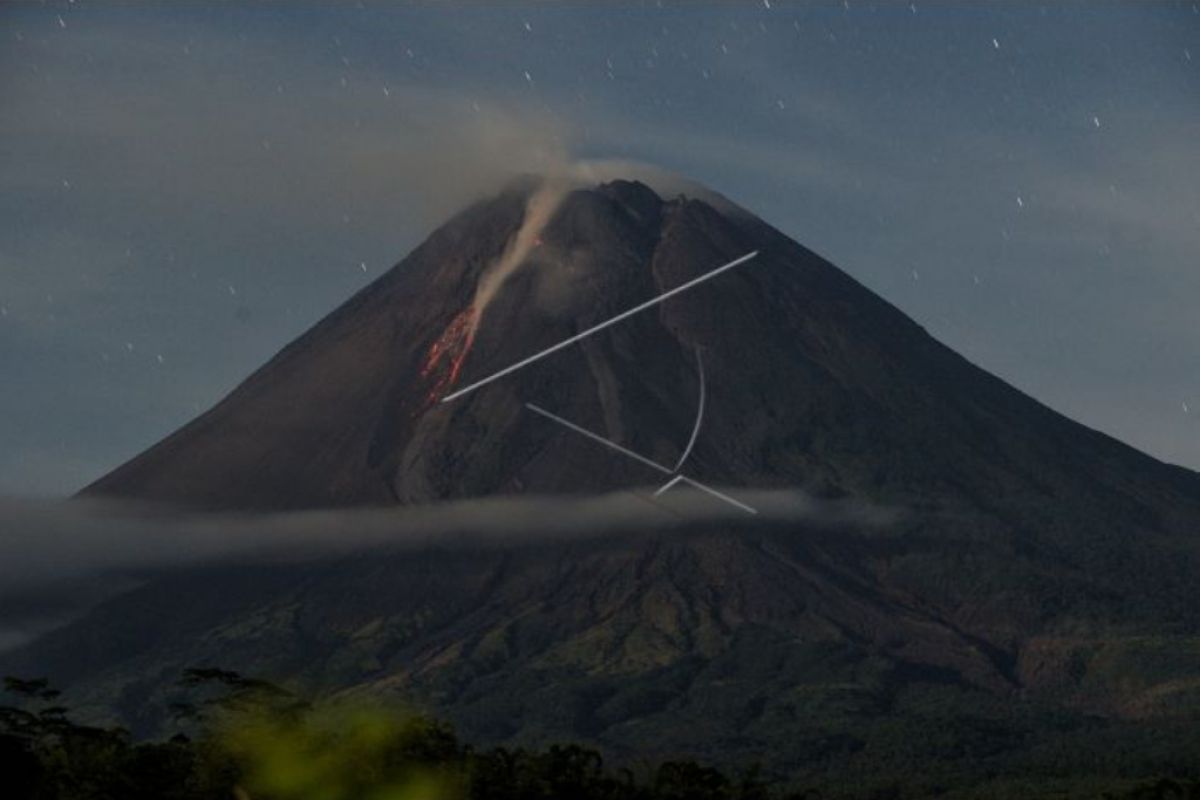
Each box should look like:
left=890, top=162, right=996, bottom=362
left=81, top=176, right=1200, bottom=513
left=18, top=174, right=1200, bottom=785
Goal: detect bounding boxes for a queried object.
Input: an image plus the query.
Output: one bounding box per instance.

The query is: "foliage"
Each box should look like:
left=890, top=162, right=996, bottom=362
left=0, top=669, right=806, bottom=800
left=4, top=668, right=1200, bottom=800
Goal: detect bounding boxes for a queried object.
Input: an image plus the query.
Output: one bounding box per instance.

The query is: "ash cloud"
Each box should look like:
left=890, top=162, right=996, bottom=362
left=0, top=489, right=895, bottom=651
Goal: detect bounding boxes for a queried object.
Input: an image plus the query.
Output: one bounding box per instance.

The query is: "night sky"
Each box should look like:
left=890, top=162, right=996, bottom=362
left=2, top=1, right=1197, bottom=496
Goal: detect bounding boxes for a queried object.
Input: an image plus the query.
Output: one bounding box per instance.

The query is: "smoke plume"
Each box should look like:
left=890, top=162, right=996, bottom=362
left=471, top=178, right=575, bottom=324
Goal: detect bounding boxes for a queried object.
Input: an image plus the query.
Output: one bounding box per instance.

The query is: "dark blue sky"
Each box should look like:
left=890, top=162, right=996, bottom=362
left=2, top=1, right=1198, bottom=495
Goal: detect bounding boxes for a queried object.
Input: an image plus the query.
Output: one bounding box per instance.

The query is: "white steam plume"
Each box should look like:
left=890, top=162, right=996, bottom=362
left=465, top=158, right=747, bottom=334
left=470, top=177, right=578, bottom=325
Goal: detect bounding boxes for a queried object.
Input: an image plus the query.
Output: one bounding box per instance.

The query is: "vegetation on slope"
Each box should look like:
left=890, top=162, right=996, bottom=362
left=3, top=669, right=1200, bottom=800
left=0, top=669, right=811, bottom=800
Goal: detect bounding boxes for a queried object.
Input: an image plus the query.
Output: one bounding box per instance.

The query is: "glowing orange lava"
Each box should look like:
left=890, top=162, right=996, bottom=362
left=420, top=306, right=477, bottom=405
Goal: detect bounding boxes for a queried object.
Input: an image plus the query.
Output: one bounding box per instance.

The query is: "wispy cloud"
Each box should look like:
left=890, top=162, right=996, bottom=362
left=0, top=12, right=574, bottom=313
left=0, top=489, right=895, bottom=651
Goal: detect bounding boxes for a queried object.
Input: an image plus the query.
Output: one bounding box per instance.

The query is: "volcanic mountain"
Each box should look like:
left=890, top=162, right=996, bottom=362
left=14, top=176, right=1200, bottom=791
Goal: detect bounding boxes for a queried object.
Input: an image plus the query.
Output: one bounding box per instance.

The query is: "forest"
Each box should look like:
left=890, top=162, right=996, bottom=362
left=3, top=668, right=1199, bottom=800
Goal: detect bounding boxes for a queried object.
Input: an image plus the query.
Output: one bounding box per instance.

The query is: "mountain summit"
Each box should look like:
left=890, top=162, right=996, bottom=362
left=82, top=177, right=1198, bottom=516
left=30, top=176, right=1200, bottom=785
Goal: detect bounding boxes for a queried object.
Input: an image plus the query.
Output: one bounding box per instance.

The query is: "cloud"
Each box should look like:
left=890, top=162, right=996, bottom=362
left=0, top=12, right=579, bottom=495
left=0, top=489, right=895, bottom=651
left=0, top=12, right=575, bottom=317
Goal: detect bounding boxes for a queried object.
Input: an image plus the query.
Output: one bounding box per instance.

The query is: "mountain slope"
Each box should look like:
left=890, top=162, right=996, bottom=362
left=19, top=175, right=1200, bottom=787
left=79, top=175, right=1200, bottom=632
left=82, top=178, right=1200, bottom=519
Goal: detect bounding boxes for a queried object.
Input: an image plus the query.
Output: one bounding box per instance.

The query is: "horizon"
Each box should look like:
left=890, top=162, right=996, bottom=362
left=2, top=2, right=1198, bottom=494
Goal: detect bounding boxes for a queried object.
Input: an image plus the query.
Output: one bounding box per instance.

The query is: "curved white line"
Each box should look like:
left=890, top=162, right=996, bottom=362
left=672, top=347, right=705, bottom=472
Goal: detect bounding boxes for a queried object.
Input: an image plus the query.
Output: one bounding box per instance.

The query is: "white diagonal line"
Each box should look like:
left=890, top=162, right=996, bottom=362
left=672, top=347, right=705, bottom=472
left=524, top=403, right=757, bottom=515
left=441, top=251, right=758, bottom=403
left=524, top=403, right=673, bottom=476
left=678, top=476, right=758, bottom=515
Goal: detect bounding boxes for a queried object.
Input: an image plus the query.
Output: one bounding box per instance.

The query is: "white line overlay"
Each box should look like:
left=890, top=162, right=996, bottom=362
left=525, top=403, right=672, bottom=476
left=652, top=475, right=686, bottom=497
left=440, top=251, right=759, bottom=403
left=676, top=476, right=758, bottom=516
left=672, top=347, right=705, bottom=472
left=525, top=402, right=757, bottom=515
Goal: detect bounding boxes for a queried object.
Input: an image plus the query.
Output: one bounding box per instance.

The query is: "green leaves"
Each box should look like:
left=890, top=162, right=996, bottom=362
left=0, top=667, right=809, bottom=800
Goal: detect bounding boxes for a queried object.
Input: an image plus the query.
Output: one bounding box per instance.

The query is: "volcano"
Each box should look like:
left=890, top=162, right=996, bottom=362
left=15, top=176, right=1200, bottom=790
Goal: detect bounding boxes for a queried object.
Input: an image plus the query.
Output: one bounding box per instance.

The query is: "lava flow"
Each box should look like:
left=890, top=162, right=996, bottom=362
left=419, top=306, right=478, bottom=406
